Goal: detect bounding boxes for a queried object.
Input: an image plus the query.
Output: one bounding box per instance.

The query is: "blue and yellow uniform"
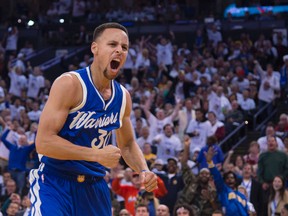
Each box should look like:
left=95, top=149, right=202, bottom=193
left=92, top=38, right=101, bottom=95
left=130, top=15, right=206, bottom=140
left=209, top=166, right=249, bottom=216
left=29, top=66, right=127, bottom=216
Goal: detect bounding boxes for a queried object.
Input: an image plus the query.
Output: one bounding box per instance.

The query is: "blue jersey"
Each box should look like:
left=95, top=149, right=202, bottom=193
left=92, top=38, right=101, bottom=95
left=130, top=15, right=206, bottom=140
left=40, top=66, right=127, bottom=177
left=210, top=167, right=249, bottom=216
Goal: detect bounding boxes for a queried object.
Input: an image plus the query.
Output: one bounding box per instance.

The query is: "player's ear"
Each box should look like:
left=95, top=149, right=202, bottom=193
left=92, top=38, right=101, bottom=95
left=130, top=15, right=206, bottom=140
left=91, top=42, right=98, bottom=55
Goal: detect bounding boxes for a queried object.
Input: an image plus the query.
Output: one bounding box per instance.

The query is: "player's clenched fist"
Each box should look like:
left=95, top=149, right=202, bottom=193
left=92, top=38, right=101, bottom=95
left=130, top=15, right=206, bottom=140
left=95, top=145, right=121, bottom=168
left=140, top=171, right=158, bottom=192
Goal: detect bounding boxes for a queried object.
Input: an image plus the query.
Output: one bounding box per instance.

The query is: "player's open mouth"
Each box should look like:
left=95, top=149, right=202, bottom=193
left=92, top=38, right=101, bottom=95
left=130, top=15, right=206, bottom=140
left=110, top=59, right=120, bottom=70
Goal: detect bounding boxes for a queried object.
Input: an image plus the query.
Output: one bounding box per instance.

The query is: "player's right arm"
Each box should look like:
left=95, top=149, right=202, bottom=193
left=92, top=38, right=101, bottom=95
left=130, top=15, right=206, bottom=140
left=36, top=74, right=121, bottom=167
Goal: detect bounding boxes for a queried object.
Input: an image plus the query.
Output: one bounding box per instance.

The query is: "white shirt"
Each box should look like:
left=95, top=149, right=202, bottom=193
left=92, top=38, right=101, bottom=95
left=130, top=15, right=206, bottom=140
left=256, top=64, right=280, bottom=103
left=156, top=42, right=173, bottom=65
left=28, top=110, right=42, bottom=122
left=153, top=134, right=182, bottom=162
left=239, top=98, right=256, bottom=111
left=9, top=71, right=27, bottom=97
left=186, top=120, right=213, bottom=153
left=148, top=114, right=172, bottom=138
left=27, top=74, right=45, bottom=99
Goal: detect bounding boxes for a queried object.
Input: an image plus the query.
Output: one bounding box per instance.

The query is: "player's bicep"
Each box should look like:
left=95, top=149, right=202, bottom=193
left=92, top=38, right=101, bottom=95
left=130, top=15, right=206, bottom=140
left=115, top=90, right=135, bottom=148
left=115, top=116, right=135, bottom=149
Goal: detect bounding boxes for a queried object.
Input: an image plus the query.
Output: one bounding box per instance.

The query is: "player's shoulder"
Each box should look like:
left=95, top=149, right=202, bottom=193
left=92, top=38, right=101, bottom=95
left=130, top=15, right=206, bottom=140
left=51, top=71, right=82, bottom=94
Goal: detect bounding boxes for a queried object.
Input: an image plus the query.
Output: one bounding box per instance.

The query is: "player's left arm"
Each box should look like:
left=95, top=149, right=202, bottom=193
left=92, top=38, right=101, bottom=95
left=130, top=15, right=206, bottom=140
left=116, top=89, right=157, bottom=192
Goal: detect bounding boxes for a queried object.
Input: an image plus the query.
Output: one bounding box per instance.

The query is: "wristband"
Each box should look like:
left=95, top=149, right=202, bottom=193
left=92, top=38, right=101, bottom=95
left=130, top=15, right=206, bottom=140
left=141, top=169, right=148, bottom=173
left=207, top=161, right=215, bottom=168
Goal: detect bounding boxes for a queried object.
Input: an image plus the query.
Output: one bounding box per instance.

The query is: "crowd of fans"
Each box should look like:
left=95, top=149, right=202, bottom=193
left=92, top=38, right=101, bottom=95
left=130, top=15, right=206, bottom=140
left=0, top=2, right=288, bottom=216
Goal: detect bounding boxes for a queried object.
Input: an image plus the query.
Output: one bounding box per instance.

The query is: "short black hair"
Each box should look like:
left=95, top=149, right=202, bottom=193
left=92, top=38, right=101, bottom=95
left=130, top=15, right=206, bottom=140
left=92, top=22, right=128, bottom=42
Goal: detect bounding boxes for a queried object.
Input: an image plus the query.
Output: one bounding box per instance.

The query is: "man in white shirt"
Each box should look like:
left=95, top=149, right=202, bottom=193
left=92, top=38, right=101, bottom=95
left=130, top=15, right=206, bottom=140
left=257, top=125, right=285, bottom=152
left=255, top=61, right=280, bottom=105
left=208, top=86, right=231, bottom=121
left=239, top=89, right=256, bottom=112
left=152, top=124, right=182, bottom=163
left=27, top=66, right=45, bottom=99
left=185, top=109, right=213, bottom=154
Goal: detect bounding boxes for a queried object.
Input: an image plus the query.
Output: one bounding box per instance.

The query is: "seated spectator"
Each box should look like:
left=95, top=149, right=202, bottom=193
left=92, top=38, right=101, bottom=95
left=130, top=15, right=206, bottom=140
left=119, top=208, right=132, bottom=216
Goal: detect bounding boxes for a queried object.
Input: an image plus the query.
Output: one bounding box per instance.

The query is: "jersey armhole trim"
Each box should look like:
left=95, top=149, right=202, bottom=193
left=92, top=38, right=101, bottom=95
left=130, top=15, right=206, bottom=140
left=119, top=85, right=126, bottom=128
left=68, top=72, right=87, bottom=113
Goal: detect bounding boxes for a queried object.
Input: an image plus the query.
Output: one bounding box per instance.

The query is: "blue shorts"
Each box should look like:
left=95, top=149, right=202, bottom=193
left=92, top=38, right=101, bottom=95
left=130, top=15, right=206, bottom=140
left=29, top=163, right=111, bottom=216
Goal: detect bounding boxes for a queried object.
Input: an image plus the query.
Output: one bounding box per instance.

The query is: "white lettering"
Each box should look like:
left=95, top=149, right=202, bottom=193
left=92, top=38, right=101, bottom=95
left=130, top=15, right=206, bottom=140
left=69, top=111, right=118, bottom=130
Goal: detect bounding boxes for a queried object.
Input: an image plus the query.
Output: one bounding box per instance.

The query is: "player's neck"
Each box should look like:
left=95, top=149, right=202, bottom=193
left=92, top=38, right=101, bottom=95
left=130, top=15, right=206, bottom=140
left=90, top=63, right=111, bottom=92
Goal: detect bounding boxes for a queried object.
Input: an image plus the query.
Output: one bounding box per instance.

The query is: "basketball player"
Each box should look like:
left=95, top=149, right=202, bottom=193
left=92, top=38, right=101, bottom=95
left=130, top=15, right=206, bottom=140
left=29, top=23, right=158, bottom=216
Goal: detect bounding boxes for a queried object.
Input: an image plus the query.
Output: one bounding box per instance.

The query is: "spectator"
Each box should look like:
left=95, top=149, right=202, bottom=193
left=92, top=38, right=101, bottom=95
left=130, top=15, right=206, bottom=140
left=0, top=179, right=17, bottom=205
left=254, top=60, right=280, bottom=109
left=4, top=201, right=20, bottom=216
left=119, top=208, right=132, bottom=216
left=257, top=135, right=288, bottom=211
left=158, top=157, right=184, bottom=215
left=176, top=98, right=196, bottom=142
left=243, top=141, right=260, bottom=174
left=205, top=147, right=249, bottom=216
left=26, top=66, right=45, bottom=100
left=267, top=175, right=288, bottom=216
left=112, top=171, right=167, bottom=216
left=156, top=204, right=170, bottom=216
left=177, top=136, right=219, bottom=216
left=152, top=124, right=182, bottom=163
left=142, top=143, right=157, bottom=167
left=207, top=111, right=225, bottom=141
left=281, top=204, right=288, bottom=216
left=136, top=126, right=153, bottom=151
left=208, top=86, right=231, bottom=121
left=197, top=135, right=224, bottom=170
left=173, top=203, right=194, bottom=216
left=240, top=163, right=263, bottom=215
left=257, top=125, right=285, bottom=152
left=237, top=186, right=256, bottom=216
left=8, top=66, right=27, bottom=99
left=27, top=102, right=41, bottom=123
left=224, top=100, right=244, bottom=134
left=3, top=26, right=19, bottom=58
left=185, top=108, right=213, bottom=154
left=1, top=124, right=35, bottom=195
left=135, top=203, right=150, bottom=216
